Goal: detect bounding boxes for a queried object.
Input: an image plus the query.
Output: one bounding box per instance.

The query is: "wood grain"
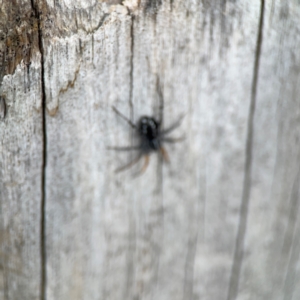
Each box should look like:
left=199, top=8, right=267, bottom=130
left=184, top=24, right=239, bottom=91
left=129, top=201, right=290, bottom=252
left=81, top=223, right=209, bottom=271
left=43, top=1, right=260, bottom=299
left=0, top=1, right=44, bottom=300
left=0, top=61, right=43, bottom=300
left=240, top=1, right=300, bottom=300
left=1, top=0, right=300, bottom=299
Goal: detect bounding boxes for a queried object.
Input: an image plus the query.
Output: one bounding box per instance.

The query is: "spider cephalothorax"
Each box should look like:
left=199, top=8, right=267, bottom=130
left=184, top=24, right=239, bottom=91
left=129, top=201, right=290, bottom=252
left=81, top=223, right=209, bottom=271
left=138, top=116, right=161, bottom=152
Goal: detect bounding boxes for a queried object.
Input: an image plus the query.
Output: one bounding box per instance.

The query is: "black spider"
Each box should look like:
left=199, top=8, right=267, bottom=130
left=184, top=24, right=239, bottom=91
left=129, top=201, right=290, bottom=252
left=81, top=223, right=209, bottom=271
left=109, top=106, right=184, bottom=174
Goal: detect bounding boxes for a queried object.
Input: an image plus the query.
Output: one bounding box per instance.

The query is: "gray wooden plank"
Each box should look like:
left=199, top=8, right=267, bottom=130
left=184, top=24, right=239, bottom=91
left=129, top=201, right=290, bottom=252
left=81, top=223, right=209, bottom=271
left=239, top=1, right=300, bottom=300
left=0, top=1, right=43, bottom=299
left=43, top=2, right=133, bottom=300
left=43, top=1, right=261, bottom=299
left=132, top=2, right=261, bottom=300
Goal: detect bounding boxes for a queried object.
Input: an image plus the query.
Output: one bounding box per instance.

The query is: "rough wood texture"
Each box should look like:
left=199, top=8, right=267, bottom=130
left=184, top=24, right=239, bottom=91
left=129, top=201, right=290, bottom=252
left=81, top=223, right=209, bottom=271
left=0, top=62, right=44, bottom=300
left=0, top=1, right=43, bottom=300
left=1, top=0, right=300, bottom=299
left=240, top=2, right=300, bottom=300
left=0, top=61, right=43, bottom=300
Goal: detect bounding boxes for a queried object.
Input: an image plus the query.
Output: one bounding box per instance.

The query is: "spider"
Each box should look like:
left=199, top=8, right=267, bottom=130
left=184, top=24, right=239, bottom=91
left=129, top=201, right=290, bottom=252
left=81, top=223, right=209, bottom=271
left=109, top=105, right=184, bottom=174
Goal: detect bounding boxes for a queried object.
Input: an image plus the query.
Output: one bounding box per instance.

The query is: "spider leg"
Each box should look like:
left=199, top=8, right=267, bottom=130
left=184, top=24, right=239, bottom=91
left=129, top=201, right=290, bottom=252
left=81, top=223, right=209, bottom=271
left=160, top=114, right=184, bottom=135
left=161, top=136, right=185, bottom=143
left=156, top=77, right=164, bottom=125
left=160, top=147, right=170, bottom=163
left=115, top=154, right=142, bottom=173
left=107, top=146, right=140, bottom=151
left=140, top=154, right=150, bottom=174
left=112, top=106, right=136, bottom=129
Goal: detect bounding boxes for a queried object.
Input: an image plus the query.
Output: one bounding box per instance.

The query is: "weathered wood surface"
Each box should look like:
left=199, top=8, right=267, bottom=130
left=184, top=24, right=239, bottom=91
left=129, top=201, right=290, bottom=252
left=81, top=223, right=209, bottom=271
left=1, top=0, right=300, bottom=299
left=0, top=1, right=43, bottom=299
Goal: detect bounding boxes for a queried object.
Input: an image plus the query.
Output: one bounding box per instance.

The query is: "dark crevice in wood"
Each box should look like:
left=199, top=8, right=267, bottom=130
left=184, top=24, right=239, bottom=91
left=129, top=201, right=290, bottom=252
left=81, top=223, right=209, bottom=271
left=226, top=1, right=265, bottom=300
left=129, top=15, right=135, bottom=141
left=122, top=16, right=138, bottom=288
left=0, top=95, right=6, bottom=120
left=282, top=168, right=300, bottom=300
left=30, top=1, right=47, bottom=300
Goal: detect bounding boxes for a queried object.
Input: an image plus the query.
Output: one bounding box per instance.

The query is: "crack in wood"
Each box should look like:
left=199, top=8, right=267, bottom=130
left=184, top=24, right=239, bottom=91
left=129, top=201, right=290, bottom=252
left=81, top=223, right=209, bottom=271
left=123, top=18, right=137, bottom=299
left=30, top=1, right=47, bottom=300
left=0, top=95, right=6, bottom=120
left=129, top=14, right=135, bottom=148
left=226, top=1, right=265, bottom=300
